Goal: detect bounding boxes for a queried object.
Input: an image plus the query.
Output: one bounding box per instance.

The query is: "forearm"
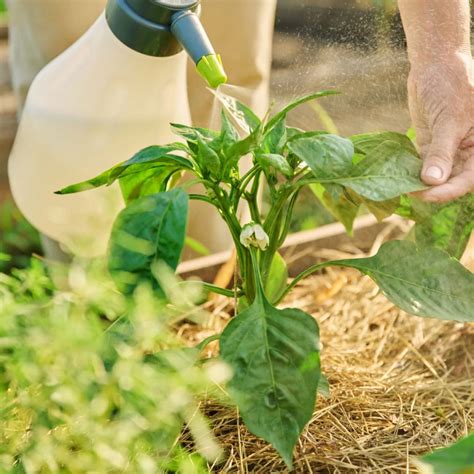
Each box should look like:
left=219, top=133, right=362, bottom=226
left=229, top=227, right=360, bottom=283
left=398, top=0, right=471, bottom=66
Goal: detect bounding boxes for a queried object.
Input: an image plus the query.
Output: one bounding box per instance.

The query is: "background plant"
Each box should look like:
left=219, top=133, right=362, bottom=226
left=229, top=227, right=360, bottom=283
left=0, top=200, right=41, bottom=273
left=60, top=91, right=474, bottom=467
left=0, top=258, right=226, bottom=473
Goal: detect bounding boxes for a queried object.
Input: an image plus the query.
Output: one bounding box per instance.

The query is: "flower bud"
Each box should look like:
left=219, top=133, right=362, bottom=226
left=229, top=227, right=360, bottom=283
left=240, top=223, right=270, bottom=251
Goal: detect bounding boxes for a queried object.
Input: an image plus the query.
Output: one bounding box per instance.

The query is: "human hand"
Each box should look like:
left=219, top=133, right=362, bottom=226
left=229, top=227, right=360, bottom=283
left=408, top=53, right=474, bottom=202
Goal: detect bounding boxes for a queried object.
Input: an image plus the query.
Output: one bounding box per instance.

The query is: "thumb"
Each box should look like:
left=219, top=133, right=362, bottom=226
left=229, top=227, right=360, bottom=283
left=421, top=123, right=460, bottom=185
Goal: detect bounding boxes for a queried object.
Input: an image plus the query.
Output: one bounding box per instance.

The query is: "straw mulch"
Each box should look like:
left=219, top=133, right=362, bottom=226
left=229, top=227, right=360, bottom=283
left=180, top=245, right=474, bottom=473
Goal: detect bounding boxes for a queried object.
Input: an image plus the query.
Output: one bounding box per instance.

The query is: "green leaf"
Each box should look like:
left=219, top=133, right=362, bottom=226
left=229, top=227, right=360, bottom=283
left=111, top=145, right=192, bottom=180
left=288, top=134, right=354, bottom=178
left=363, top=197, right=401, bottom=221
left=334, top=241, right=474, bottom=322
left=196, top=138, right=221, bottom=180
left=215, top=110, right=241, bottom=157
left=108, top=189, right=188, bottom=294
left=220, top=296, right=320, bottom=468
left=263, top=115, right=287, bottom=154
left=264, top=252, right=289, bottom=304
left=56, top=172, right=111, bottom=195
left=170, top=123, right=219, bottom=143
left=256, top=153, right=293, bottom=178
left=227, top=124, right=263, bottom=160
left=57, top=145, right=191, bottom=195
left=118, top=166, right=182, bottom=204
left=402, top=195, right=474, bottom=259
left=310, top=183, right=359, bottom=234
left=286, top=126, right=305, bottom=140
left=351, top=131, right=418, bottom=156
left=266, top=91, right=339, bottom=132
left=415, top=432, right=474, bottom=474
left=339, top=141, right=427, bottom=201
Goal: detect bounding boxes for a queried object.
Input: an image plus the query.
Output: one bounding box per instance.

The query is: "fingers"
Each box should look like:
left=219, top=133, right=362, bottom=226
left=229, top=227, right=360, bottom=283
left=416, top=155, right=474, bottom=202
left=421, top=121, right=463, bottom=186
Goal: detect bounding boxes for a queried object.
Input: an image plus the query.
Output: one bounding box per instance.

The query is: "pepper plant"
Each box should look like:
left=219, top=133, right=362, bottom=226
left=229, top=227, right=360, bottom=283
left=59, top=91, right=474, bottom=468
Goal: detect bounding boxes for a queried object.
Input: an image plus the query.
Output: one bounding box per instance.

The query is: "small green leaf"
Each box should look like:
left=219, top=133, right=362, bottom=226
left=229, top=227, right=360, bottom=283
left=263, top=115, right=287, bottom=154
left=197, top=138, right=221, bottom=180
left=286, top=126, right=305, bottom=140
left=334, top=241, right=474, bottom=322
left=220, top=297, right=320, bottom=468
left=264, top=252, right=289, bottom=303
left=266, top=91, right=339, bottom=132
left=257, top=153, right=293, bottom=178
left=108, top=189, right=188, bottom=294
left=119, top=166, right=182, bottom=204
left=415, top=432, right=474, bottom=474
left=227, top=125, right=263, bottom=160
left=351, top=131, right=418, bottom=156
left=171, top=123, right=219, bottom=142
left=214, top=110, right=241, bottom=157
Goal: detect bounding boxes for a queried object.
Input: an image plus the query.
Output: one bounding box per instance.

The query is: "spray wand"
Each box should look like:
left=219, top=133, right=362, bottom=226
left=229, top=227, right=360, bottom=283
left=106, top=0, right=228, bottom=88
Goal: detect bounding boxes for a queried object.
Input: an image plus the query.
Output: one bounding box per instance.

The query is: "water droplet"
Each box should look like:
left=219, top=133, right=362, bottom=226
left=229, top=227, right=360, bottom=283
left=264, top=389, right=278, bottom=409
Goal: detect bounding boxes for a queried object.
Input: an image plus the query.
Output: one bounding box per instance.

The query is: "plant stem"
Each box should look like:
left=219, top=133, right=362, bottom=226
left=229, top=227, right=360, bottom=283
left=277, top=190, right=300, bottom=248
left=188, top=194, right=218, bottom=206
left=200, top=282, right=240, bottom=298
left=248, top=248, right=265, bottom=302
left=261, top=188, right=293, bottom=281
left=233, top=166, right=261, bottom=209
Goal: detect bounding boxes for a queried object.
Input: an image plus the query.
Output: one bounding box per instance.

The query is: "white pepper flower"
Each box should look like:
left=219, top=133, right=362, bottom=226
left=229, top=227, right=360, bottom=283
left=240, top=223, right=270, bottom=251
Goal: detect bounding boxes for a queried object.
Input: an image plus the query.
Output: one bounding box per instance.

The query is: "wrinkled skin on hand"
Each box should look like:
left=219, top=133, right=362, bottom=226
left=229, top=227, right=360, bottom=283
left=408, top=53, right=474, bottom=202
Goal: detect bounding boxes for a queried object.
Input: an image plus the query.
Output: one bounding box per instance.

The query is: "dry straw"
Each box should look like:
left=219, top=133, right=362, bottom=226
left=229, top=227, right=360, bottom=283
left=180, top=240, right=473, bottom=473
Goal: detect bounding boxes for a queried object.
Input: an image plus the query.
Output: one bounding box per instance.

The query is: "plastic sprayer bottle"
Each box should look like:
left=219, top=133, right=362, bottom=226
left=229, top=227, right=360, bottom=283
left=8, top=0, right=227, bottom=257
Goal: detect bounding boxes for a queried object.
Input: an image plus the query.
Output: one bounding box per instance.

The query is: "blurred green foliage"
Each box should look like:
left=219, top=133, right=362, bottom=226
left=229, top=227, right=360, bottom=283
left=0, top=200, right=42, bottom=273
left=0, top=258, right=225, bottom=472
left=0, top=1, right=6, bottom=15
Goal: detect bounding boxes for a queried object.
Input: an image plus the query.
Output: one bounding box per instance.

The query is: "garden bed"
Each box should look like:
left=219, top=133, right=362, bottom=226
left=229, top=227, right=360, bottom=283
left=178, top=221, right=473, bottom=472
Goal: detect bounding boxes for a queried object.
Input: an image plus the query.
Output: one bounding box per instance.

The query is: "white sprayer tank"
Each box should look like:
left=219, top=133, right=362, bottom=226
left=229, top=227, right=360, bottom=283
left=8, top=13, right=191, bottom=257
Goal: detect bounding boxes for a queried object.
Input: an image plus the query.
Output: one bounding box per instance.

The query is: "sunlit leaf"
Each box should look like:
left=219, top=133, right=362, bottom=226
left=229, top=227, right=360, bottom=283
left=57, top=145, right=191, bottom=195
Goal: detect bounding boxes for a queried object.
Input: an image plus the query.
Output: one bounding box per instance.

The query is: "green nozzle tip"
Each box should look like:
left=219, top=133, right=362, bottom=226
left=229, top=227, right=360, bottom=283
left=197, top=54, right=228, bottom=89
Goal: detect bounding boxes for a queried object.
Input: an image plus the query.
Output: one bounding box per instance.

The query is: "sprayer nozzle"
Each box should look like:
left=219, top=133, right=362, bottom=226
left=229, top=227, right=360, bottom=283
left=197, top=54, right=227, bottom=89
